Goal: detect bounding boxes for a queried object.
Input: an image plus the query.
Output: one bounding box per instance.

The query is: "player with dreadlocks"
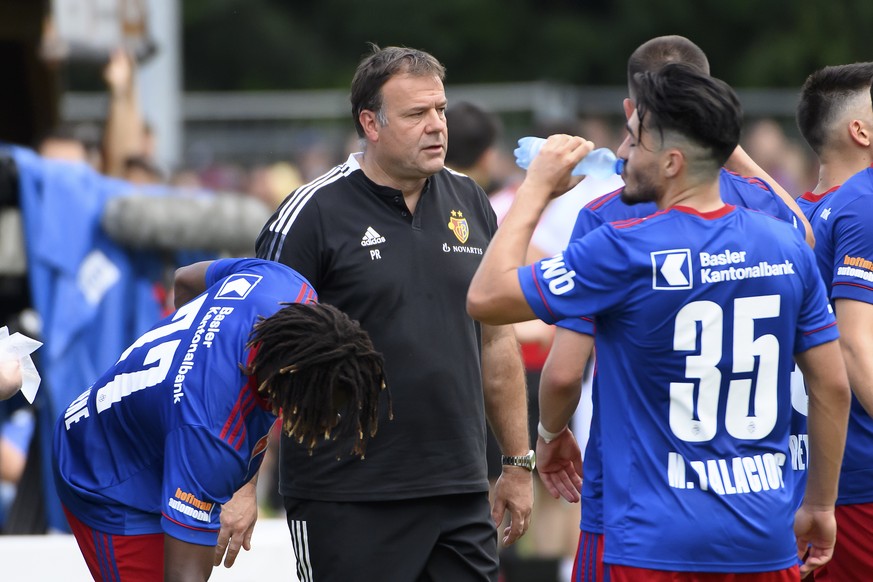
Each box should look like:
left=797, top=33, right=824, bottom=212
left=247, top=301, right=388, bottom=457
left=53, top=258, right=389, bottom=582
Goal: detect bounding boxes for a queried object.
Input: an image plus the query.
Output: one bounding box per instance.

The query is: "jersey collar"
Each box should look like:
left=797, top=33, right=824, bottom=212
left=671, top=204, right=735, bottom=219
left=800, top=184, right=840, bottom=203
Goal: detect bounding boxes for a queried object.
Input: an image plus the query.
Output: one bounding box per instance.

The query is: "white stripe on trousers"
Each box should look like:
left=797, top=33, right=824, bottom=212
left=290, top=519, right=314, bottom=582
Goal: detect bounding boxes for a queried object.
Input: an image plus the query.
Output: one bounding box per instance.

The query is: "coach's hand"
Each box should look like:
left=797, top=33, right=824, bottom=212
left=215, top=480, right=259, bottom=568
left=491, top=466, right=534, bottom=546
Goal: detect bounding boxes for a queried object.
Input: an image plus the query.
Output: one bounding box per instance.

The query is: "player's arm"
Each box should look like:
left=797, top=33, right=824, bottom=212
left=101, top=48, right=144, bottom=178
left=535, top=327, right=592, bottom=502
left=834, top=298, right=873, bottom=417
left=793, top=339, right=851, bottom=577
left=214, top=473, right=259, bottom=568
left=164, top=536, right=215, bottom=582
left=468, top=135, right=592, bottom=325
left=510, top=241, right=557, bottom=350
left=163, top=426, right=254, bottom=578
left=174, top=261, right=216, bottom=308
left=724, top=145, right=814, bottom=247
left=481, top=322, right=531, bottom=546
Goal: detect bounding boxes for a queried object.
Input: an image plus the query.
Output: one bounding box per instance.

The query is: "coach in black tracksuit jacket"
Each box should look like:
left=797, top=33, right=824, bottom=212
left=255, top=45, right=531, bottom=582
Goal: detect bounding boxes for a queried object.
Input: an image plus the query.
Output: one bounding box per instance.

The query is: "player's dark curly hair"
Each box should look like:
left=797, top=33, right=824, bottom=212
left=245, top=302, right=390, bottom=458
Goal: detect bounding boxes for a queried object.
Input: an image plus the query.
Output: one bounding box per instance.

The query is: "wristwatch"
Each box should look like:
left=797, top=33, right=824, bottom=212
left=501, top=449, right=536, bottom=471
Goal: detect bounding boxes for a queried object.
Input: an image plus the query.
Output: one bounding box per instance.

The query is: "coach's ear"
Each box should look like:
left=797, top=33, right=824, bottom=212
left=360, top=109, right=381, bottom=143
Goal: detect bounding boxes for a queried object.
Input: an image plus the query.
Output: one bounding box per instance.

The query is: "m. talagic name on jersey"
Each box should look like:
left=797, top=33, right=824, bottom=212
left=667, top=451, right=786, bottom=495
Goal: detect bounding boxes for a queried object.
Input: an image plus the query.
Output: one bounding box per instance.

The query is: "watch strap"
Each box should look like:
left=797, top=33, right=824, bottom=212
left=501, top=449, right=535, bottom=471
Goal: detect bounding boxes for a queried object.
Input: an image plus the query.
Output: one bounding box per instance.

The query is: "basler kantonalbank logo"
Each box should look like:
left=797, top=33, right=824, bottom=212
left=651, top=249, right=692, bottom=290
left=215, top=275, right=262, bottom=299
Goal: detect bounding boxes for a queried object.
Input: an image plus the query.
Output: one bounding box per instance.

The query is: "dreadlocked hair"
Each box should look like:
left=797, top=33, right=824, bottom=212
left=245, top=302, right=389, bottom=458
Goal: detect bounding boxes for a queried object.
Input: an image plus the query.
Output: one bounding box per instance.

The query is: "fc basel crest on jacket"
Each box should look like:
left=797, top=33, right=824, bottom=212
left=447, top=210, right=469, bottom=243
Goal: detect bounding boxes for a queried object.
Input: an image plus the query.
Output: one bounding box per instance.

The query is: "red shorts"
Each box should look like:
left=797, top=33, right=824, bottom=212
left=609, top=564, right=799, bottom=582
left=63, top=506, right=164, bottom=581
left=814, top=502, right=873, bottom=581
left=572, top=530, right=606, bottom=581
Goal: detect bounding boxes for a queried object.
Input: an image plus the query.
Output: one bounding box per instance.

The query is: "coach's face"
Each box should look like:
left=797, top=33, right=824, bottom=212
left=367, top=73, right=448, bottom=182
left=617, top=109, right=664, bottom=207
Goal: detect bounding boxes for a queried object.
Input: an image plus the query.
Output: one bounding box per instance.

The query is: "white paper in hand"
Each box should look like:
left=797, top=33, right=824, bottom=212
left=0, top=326, right=43, bottom=403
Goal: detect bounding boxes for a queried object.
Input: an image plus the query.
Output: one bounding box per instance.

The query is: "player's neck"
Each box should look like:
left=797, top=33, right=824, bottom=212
left=813, top=149, right=873, bottom=194
left=659, top=177, right=724, bottom=213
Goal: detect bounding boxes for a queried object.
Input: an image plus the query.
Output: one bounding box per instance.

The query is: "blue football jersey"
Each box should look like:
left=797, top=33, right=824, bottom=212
left=53, top=258, right=316, bottom=545
left=562, top=170, right=806, bottom=536
left=519, top=205, right=837, bottom=571
left=799, top=168, right=873, bottom=506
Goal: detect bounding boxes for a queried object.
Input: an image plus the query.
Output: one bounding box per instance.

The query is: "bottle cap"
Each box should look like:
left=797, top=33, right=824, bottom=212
left=615, top=159, right=625, bottom=175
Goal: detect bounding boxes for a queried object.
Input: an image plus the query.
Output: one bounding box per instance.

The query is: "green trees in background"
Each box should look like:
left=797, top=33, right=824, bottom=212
left=181, top=0, right=872, bottom=91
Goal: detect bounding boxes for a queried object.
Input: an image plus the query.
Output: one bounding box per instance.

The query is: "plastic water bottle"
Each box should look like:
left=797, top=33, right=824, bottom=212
left=513, top=136, right=624, bottom=179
